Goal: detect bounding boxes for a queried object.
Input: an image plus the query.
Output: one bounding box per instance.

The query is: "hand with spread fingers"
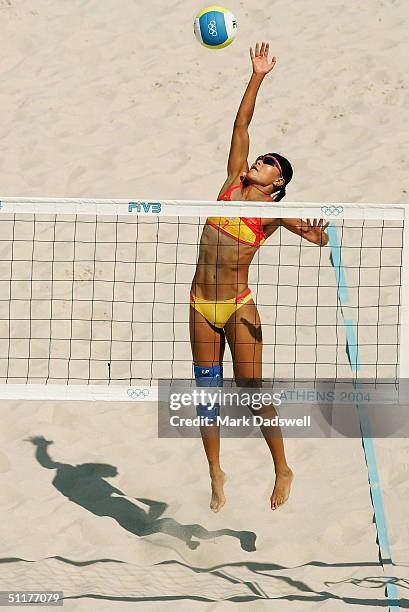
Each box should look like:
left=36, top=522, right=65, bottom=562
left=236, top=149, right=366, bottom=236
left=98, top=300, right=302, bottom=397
left=301, top=219, right=330, bottom=246
left=250, top=41, right=277, bottom=76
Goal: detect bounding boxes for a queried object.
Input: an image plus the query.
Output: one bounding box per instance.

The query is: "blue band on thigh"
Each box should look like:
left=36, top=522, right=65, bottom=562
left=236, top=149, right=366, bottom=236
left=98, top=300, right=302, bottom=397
left=196, top=404, right=220, bottom=420
left=194, top=364, right=223, bottom=422
left=194, top=364, right=223, bottom=386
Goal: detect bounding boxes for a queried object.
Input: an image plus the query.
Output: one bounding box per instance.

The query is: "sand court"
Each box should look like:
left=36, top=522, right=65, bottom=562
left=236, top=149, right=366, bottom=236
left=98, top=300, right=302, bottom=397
left=0, top=400, right=407, bottom=609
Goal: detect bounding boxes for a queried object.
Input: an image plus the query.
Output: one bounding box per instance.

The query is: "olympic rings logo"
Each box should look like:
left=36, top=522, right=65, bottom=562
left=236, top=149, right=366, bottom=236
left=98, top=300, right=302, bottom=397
left=127, top=388, right=150, bottom=400
left=208, top=20, right=218, bottom=37
left=321, top=205, right=344, bottom=216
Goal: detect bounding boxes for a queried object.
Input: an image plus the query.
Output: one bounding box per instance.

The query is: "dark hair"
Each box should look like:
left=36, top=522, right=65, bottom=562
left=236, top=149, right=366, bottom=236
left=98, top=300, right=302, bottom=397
left=267, top=152, right=293, bottom=202
left=241, top=152, right=294, bottom=200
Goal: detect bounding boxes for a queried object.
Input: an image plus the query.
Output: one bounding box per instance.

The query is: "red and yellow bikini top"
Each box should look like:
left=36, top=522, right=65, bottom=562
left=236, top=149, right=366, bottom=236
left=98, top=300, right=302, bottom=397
left=206, top=184, right=272, bottom=247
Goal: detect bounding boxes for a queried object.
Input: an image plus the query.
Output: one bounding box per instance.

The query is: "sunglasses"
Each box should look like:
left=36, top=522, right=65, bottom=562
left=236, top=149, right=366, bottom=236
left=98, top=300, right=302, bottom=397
left=255, top=155, right=283, bottom=177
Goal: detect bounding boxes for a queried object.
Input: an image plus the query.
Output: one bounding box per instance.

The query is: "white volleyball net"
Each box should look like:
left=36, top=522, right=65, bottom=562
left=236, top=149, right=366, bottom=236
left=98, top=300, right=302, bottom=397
left=0, top=197, right=408, bottom=400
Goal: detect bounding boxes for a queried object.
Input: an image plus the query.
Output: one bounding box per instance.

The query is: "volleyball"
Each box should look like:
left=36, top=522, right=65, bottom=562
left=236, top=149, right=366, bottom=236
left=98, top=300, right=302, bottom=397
left=194, top=6, right=238, bottom=49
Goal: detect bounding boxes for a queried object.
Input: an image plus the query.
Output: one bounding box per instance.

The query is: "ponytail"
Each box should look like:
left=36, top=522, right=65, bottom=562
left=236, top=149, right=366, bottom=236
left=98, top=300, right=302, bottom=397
left=272, top=186, right=286, bottom=202
left=268, top=152, right=293, bottom=203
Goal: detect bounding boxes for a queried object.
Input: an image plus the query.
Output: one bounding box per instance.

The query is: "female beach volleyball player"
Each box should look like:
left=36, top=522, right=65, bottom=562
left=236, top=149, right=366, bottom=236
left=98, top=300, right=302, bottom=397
left=190, top=42, right=329, bottom=512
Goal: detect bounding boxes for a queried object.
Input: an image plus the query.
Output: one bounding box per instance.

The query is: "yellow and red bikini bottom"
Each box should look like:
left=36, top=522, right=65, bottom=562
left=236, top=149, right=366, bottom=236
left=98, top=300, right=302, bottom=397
left=190, top=288, right=252, bottom=328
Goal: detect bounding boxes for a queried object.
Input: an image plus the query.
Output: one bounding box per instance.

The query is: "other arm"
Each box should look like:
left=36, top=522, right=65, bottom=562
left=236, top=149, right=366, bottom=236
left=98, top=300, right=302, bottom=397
left=280, top=218, right=330, bottom=246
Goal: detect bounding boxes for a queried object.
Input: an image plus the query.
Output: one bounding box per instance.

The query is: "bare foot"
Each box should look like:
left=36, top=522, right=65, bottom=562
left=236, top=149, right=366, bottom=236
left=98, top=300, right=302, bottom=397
left=209, top=468, right=227, bottom=512
left=271, top=466, right=293, bottom=510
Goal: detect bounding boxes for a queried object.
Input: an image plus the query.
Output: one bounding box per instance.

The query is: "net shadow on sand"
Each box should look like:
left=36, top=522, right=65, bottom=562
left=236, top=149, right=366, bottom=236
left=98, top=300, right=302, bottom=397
left=0, top=556, right=407, bottom=606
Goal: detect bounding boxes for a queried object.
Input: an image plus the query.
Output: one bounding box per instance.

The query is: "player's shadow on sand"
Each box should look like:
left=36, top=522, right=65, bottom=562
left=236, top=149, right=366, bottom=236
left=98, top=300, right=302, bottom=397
left=27, top=436, right=256, bottom=552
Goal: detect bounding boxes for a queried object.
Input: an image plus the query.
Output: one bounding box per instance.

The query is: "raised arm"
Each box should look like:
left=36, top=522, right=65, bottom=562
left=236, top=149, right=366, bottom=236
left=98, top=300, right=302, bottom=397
left=225, top=42, right=277, bottom=182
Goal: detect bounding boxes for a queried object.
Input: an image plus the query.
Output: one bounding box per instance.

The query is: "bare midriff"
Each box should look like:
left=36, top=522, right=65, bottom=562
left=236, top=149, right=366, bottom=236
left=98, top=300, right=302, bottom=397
left=191, top=223, right=262, bottom=301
